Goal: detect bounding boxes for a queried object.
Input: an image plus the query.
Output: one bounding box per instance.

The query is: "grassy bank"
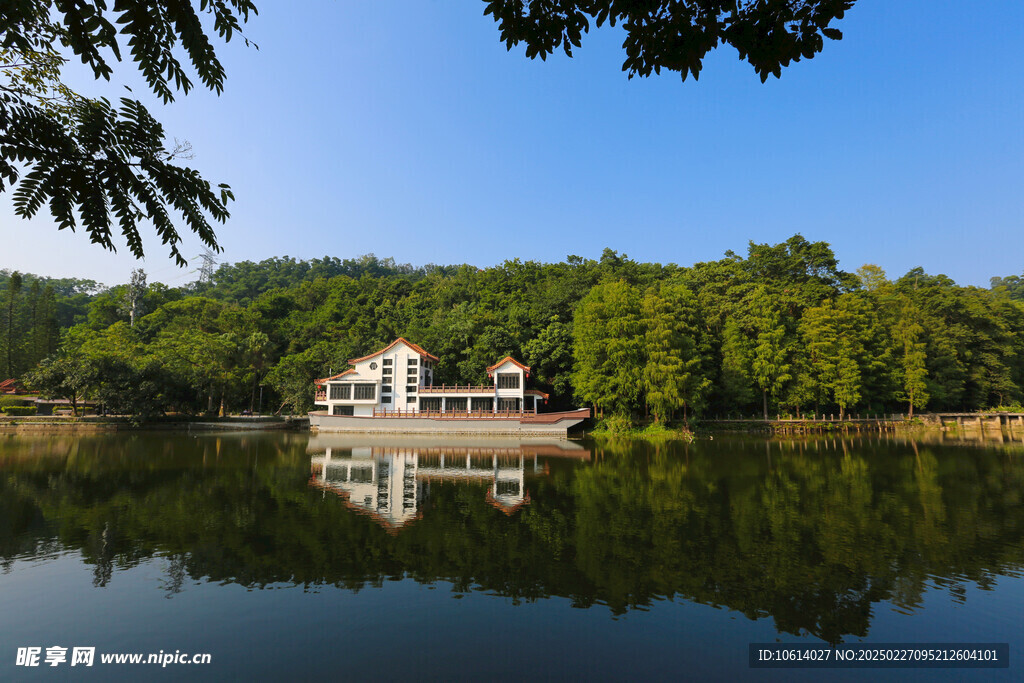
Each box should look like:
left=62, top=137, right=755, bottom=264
left=586, top=415, right=696, bottom=442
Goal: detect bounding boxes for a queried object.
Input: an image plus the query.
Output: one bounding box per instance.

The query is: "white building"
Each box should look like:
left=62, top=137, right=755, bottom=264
left=313, top=338, right=549, bottom=417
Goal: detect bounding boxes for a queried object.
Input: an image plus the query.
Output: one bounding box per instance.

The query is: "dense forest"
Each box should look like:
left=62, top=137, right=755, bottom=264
left=3, top=234, right=1024, bottom=420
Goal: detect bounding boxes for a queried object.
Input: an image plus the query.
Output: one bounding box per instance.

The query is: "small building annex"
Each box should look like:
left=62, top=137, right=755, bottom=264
left=313, top=338, right=549, bottom=417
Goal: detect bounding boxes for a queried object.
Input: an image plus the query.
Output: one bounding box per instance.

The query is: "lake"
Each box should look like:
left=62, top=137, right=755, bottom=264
left=0, top=431, right=1021, bottom=680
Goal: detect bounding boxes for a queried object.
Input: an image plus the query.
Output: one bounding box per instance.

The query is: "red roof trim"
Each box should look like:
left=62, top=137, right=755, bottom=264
left=347, top=338, right=439, bottom=364
left=524, top=389, right=550, bottom=400
left=315, top=369, right=357, bottom=385
left=486, top=357, right=531, bottom=374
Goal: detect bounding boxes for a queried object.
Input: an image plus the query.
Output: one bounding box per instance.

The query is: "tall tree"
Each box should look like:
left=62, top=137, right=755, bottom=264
left=572, top=280, right=644, bottom=416
left=3, top=271, right=22, bottom=377
left=642, top=282, right=709, bottom=422
left=893, top=299, right=928, bottom=417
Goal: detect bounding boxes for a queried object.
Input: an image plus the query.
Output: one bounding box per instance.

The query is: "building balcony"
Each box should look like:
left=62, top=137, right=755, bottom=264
left=315, top=389, right=326, bottom=402
left=418, top=384, right=495, bottom=394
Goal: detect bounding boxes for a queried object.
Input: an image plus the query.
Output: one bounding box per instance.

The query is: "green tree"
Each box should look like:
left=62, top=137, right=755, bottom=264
left=1, top=1, right=254, bottom=262
left=484, top=1, right=856, bottom=82
left=572, top=280, right=644, bottom=417
left=893, top=299, right=928, bottom=417
left=3, top=271, right=22, bottom=377
left=641, top=282, right=708, bottom=422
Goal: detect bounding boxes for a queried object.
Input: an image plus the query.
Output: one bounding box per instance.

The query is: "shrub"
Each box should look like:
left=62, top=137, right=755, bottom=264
left=1, top=406, right=37, bottom=416
left=0, top=396, right=27, bottom=408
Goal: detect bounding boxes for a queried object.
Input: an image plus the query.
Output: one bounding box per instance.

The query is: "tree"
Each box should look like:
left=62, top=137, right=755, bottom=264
left=893, top=299, right=928, bottom=417
left=572, top=280, right=644, bottom=416
left=3, top=271, right=22, bottom=377
left=1, top=1, right=255, bottom=263
left=124, top=269, right=147, bottom=326
left=485, top=0, right=856, bottom=83
left=641, top=282, right=709, bottom=422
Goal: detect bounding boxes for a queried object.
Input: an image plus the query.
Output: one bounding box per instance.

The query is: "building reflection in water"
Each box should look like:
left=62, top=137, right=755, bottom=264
left=308, top=437, right=590, bottom=530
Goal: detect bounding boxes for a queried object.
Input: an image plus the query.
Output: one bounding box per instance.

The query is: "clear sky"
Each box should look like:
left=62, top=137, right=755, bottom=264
left=2, top=1, right=1022, bottom=288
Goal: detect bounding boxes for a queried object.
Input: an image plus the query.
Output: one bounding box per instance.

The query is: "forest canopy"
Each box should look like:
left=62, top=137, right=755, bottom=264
left=5, top=236, right=1024, bottom=420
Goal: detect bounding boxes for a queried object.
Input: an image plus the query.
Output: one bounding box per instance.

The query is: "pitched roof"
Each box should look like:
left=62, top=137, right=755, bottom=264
left=315, top=369, right=357, bottom=385
left=524, top=389, right=549, bottom=400
left=486, top=356, right=530, bottom=374
left=348, top=337, right=439, bottom=364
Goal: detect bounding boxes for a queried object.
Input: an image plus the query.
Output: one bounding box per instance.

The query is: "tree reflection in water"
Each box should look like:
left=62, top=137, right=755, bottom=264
left=1, top=431, right=1022, bottom=643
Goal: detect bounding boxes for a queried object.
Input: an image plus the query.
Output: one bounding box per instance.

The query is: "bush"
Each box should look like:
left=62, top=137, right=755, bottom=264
left=592, top=413, right=634, bottom=435
left=1, top=406, right=37, bottom=416
left=0, top=396, right=27, bottom=408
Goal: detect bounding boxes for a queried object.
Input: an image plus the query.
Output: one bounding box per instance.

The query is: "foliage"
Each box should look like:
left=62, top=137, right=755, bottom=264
left=1, top=0, right=255, bottom=261
left=484, top=0, right=856, bottom=82
left=9, top=235, right=1024, bottom=420
left=1, top=405, right=36, bottom=415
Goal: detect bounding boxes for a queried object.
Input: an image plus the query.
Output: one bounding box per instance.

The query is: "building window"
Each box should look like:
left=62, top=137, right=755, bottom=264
left=383, top=359, right=393, bottom=366
left=496, top=373, right=520, bottom=389
left=329, top=384, right=351, bottom=400
left=382, top=367, right=392, bottom=376
left=406, top=385, right=416, bottom=393
left=353, top=384, right=376, bottom=400
left=406, top=396, right=417, bottom=403
left=332, top=405, right=354, bottom=416
left=381, top=385, right=392, bottom=394
left=407, top=358, right=418, bottom=366
left=471, top=397, right=493, bottom=412
left=445, top=397, right=467, bottom=412
left=420, top=397, right=441, bottom=412
left=381, top=396, right=392, bottom=404
left=498, top=398, right=520, bottom=412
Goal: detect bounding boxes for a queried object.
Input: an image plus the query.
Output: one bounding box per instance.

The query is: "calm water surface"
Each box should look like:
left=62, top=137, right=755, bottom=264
left=0, top=431, right=1022, bottom=680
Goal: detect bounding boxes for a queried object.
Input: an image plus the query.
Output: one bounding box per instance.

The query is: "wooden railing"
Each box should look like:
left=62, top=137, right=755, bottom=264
left=418, top=384, right=495, bottom=394
left=314, top=390, right=326, bottom=401
left=372, top=408, right=538, bottom=419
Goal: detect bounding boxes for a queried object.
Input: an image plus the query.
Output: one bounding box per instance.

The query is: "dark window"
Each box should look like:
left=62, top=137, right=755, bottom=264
left=445, top=397, right=467, bottom=412
left=406, top=385, right=416, bottom=394
left=471, top=397, right=493, bottom=412
left=497, top=374, right=520, bottom=389
left=420, top=397, right=441, bottom=411
left=381, top=385, right=392, bottom=394
left=407, top=358, right=418, bottom=366
left=381, top=396, right=392, bottom=404
left=496, top=480, right=520, bottom=496
left=498, top=398, right=520, bottom=412
left=383, top=359, right=393, bottom=366
left=329, top=384, right=351, bottom=400
left=406, top=396, right=416, bottom=403
left=353, top=384, right=376, bottom=400
left=382, top=367, right=392, bottom=376
left=332, top=405, right=354, bottom=416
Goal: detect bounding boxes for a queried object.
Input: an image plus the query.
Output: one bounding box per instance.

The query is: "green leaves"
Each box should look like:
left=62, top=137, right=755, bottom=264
left=484, top=1, right=857, bottom=82
left=2, top=1, right=255, bottom=262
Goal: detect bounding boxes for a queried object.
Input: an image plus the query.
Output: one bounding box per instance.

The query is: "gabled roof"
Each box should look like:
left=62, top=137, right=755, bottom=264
left=315, top=369, right=357, bottom=385
left=485, top=489, right=531, bottom=516
left=524, top=389, right=549, bottom=400
left=348, top=337, right=439, bottom=364
left=487, top=356, right=530, bottom=375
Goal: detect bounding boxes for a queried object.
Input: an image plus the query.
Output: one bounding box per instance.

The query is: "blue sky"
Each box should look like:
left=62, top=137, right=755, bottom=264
left=2, top=1, right=1022, bottom=287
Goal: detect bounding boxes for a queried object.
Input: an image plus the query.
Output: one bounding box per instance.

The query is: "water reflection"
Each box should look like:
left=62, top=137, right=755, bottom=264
left=307, top=438, right=589, bottom=527
left=1, top=432, right=1023, bottom=643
